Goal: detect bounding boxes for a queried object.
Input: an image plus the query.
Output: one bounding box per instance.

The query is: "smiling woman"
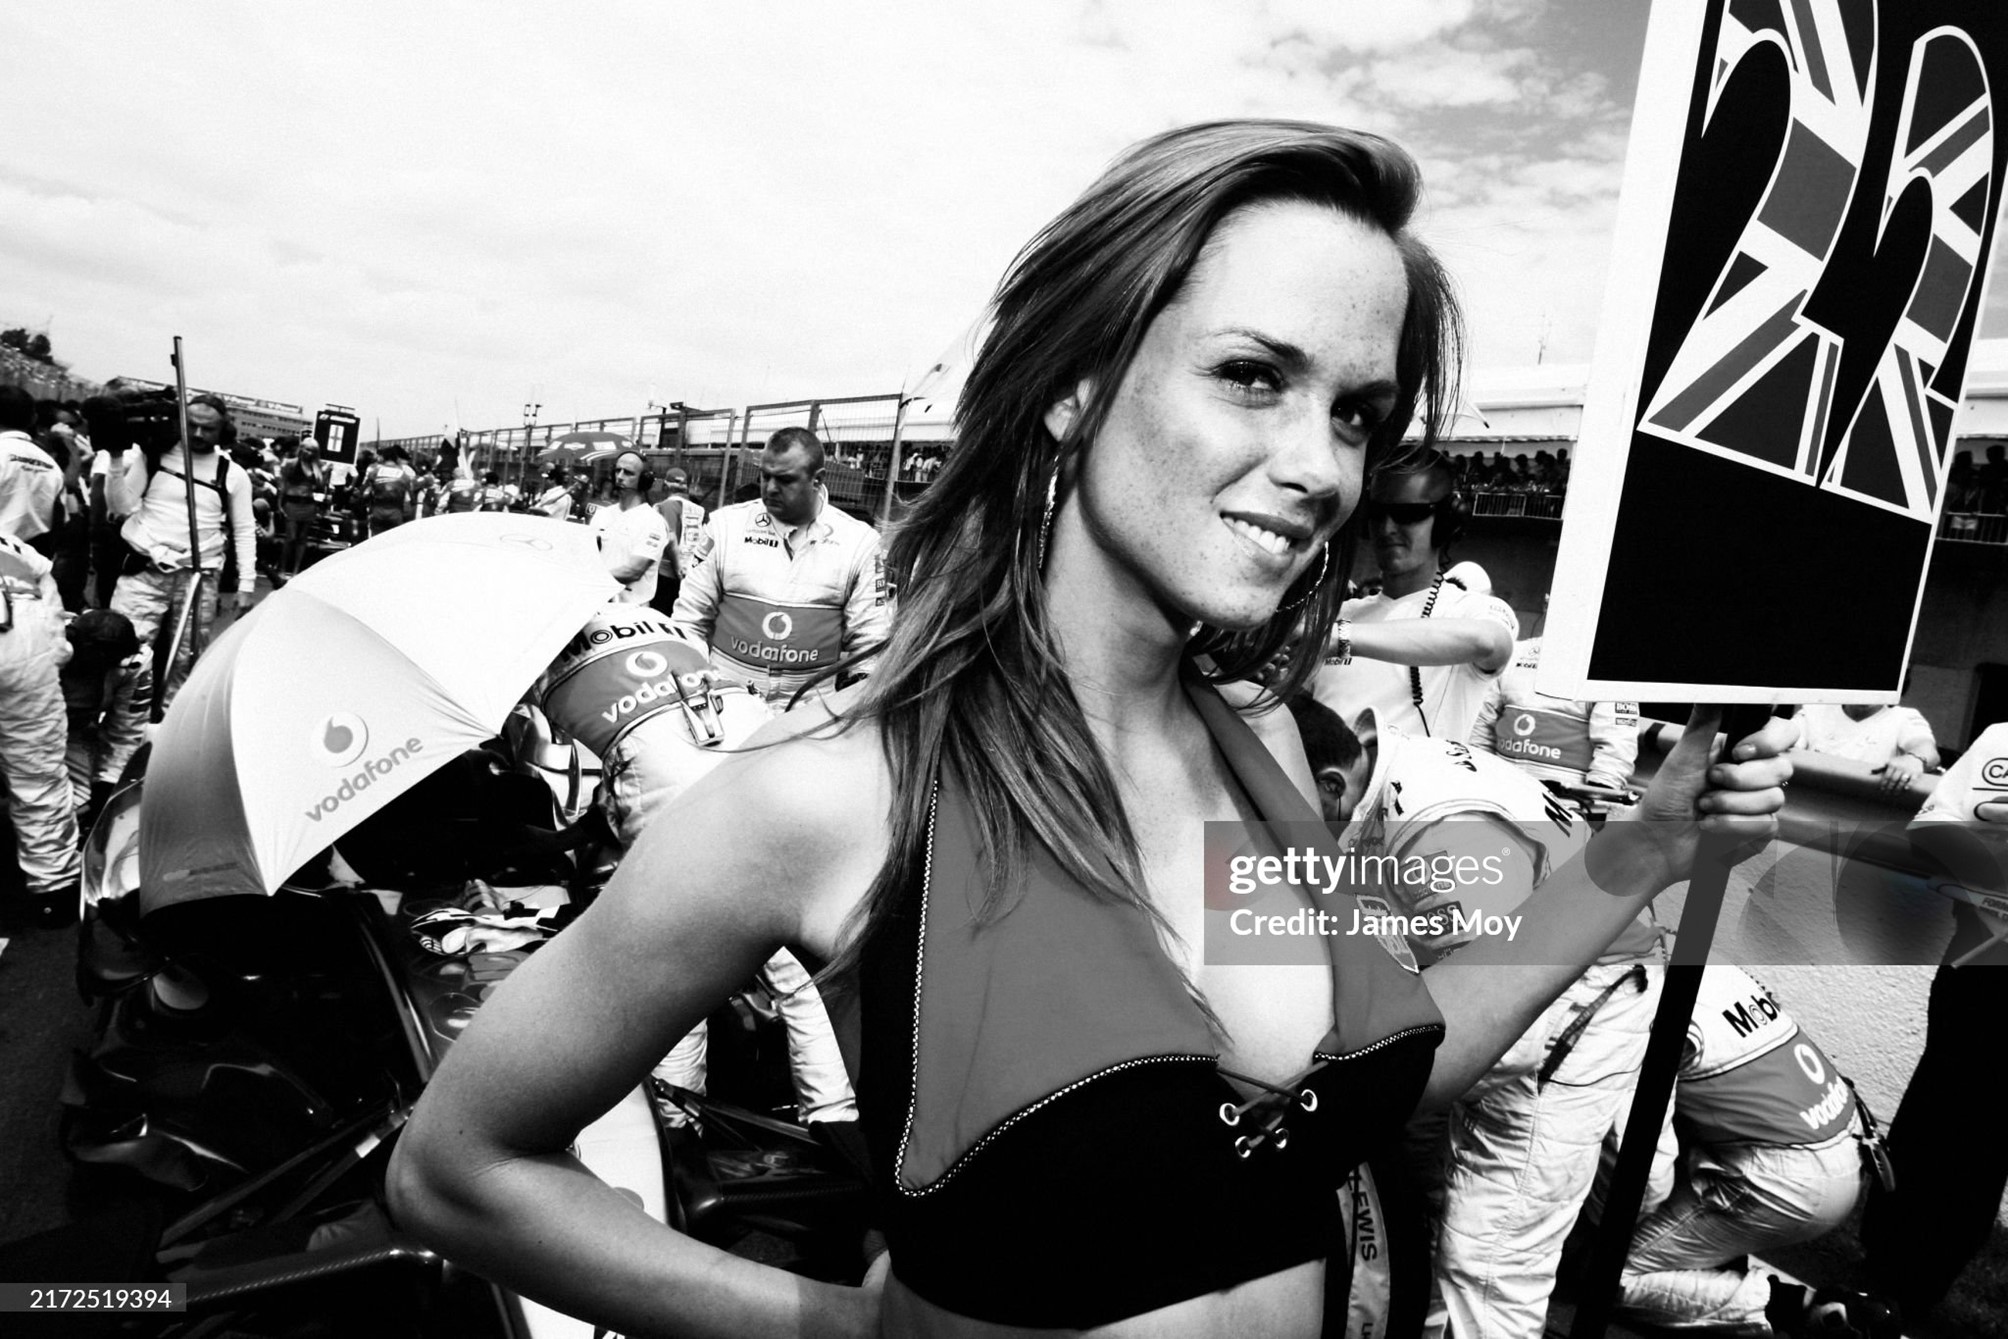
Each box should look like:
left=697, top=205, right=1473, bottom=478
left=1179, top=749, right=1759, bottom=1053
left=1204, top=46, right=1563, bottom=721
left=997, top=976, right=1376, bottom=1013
left=386, top=120, right=1795, bottom=1339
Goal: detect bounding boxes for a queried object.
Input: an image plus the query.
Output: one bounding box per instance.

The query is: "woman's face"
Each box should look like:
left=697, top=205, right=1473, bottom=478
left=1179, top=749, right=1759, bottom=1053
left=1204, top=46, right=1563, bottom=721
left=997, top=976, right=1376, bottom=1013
left=1056, top=199, right=1409, bottom=632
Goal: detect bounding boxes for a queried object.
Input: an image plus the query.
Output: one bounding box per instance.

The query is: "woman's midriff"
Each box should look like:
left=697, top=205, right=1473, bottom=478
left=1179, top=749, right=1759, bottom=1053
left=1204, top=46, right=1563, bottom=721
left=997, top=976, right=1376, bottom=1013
left=877, top=1259, right=1326, bottom=1338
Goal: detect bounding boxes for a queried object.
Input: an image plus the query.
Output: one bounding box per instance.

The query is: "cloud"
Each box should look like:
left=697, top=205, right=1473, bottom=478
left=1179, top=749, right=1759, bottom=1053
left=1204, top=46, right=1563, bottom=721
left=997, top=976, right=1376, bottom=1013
left=25, top=0, right=1994, bottom=438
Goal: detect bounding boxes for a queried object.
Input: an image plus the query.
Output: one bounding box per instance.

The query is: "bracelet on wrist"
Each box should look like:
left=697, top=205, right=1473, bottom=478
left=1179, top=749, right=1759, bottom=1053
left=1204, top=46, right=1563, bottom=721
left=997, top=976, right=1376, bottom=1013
left=1326, top=618, right=1353, bottom=666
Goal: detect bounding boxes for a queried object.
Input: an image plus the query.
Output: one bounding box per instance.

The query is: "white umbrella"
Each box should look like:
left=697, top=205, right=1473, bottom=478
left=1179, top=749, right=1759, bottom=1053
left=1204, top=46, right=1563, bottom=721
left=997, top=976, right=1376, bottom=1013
left=139, top=514, right=620, bottom=912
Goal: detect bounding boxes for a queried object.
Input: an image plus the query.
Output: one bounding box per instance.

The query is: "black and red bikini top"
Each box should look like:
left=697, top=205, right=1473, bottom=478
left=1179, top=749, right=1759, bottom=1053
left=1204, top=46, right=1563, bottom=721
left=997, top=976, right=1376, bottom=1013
left=855, top=675, right=1444, bottom=1329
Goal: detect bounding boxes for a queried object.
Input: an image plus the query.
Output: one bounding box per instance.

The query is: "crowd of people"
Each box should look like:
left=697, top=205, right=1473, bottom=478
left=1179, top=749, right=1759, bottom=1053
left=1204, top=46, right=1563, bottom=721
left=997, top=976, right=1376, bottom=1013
left=6, top=114, right=2005, bottom=1339
left=1451, top=447, right=1570, bottom=497
left=1944, top=446, right=2008, bottom=515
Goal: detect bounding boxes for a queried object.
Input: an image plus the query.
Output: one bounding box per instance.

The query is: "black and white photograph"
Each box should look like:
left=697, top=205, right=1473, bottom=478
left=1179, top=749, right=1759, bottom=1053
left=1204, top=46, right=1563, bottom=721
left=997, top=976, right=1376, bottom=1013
left=4, top=3, right=2008, bottom=1337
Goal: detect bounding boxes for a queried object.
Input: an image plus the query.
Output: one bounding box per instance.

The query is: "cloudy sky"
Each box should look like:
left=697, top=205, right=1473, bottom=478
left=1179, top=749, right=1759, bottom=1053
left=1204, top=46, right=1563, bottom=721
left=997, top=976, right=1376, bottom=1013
left=2, top=1, right=1999, bottom=440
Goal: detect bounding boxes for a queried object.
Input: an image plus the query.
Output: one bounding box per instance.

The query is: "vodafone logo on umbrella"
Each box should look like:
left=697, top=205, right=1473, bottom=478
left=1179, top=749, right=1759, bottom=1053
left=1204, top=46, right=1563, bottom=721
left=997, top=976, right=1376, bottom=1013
left=314, top=713, right=370, bottom=767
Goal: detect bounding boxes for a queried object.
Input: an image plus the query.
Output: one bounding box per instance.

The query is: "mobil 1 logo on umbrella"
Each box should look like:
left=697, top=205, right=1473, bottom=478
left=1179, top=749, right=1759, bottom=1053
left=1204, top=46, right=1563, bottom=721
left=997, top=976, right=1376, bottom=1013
left=1555, top=0, right=2008, bottom=701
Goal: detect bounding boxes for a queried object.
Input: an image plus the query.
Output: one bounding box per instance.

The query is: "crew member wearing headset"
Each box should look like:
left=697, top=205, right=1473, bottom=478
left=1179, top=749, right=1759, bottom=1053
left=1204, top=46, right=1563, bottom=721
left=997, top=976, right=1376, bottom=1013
left=670, top=426, right=888, bottom=703
left=1311, top=451, right=1517, bottom=743
left=587, top=451, right=668, bottom=606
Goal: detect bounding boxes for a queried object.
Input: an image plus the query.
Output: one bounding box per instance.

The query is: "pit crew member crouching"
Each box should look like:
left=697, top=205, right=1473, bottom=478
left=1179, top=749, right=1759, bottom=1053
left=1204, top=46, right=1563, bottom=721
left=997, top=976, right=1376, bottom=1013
left=1595, top=964, right=1895, bottom=1338
left=1289, top=694, right=1663, bottom=1339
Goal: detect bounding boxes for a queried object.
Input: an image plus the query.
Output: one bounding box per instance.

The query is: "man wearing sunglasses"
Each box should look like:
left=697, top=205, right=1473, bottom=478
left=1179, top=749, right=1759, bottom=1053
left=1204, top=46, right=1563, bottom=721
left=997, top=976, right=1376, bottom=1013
left=1311, top=451, right=1517, bottom=742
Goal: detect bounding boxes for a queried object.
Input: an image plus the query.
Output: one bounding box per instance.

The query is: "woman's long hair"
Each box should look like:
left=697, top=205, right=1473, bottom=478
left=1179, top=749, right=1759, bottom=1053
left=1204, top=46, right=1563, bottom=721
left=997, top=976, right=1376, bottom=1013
left=828, top=120, right=1464, bottom=979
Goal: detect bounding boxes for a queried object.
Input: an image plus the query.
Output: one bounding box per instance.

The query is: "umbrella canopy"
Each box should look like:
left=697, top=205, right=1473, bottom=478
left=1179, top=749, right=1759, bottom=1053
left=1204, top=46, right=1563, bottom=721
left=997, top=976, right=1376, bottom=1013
left=537, top=430, right=632, bottom=465
left=140, top=514, right=620, bottom=912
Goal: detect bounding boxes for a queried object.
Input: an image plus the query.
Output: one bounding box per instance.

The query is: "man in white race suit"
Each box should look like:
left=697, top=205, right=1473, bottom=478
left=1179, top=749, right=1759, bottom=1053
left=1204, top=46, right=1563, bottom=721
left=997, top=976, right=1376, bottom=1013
left=671, top=427, right=888, bottom=703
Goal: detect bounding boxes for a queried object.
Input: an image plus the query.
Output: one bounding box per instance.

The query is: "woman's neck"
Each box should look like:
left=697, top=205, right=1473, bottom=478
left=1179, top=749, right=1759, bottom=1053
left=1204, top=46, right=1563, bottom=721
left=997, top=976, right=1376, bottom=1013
left=1041, top=529, right=1191, bottom=745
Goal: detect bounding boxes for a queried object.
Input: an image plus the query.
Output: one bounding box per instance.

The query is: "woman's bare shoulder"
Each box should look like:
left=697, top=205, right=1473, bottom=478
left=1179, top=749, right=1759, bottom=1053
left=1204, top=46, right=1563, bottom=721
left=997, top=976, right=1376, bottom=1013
left=1216, top=678, right=1317, bottom=804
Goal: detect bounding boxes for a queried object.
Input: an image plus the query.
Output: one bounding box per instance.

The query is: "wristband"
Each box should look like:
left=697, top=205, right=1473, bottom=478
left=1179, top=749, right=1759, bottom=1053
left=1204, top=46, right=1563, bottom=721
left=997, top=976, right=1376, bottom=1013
left=1326, top=618, right=1353, bottom=667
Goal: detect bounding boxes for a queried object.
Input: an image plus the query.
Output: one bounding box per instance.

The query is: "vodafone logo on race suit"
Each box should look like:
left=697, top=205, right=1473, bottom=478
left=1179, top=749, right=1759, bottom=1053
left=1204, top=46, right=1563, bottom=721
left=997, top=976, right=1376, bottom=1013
left=1512, top=712, right=1537, bottom=738
left=762, top=611, right=794, bottom=642
left=592, top=646, right=712, bottom=732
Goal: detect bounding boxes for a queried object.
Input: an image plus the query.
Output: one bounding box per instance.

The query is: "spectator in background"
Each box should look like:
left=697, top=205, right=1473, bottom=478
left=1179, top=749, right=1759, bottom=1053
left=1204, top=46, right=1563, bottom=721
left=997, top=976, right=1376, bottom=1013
left=358, top=443, right=418, bottom=536
left=275, top=436, right=329, bottom=585
left=1944, top=451, right=1979, bottom=512
left=438, top=458, right=479, bottom=514
left=41, top=405, right=92, bottom=610
left=82, top=396, right=131, bottom=609
left=531, top=465, right=573, bottom=520
left=1530, top=451, right=1557, bottom=493
left=475, top=469, right=511, bottom=512
left=106, top=393, right=255, bottom=710
left=1, top=383, right=62, bottom=545
left=1790, top=700, right=1939, bottom=799
left=1975, top=443, right=2006, bottom=513
left=239, top=445, right=279, bottom=584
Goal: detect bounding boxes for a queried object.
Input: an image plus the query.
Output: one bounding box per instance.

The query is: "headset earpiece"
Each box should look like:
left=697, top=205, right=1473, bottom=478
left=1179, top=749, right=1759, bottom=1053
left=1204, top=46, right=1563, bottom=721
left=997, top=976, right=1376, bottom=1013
left=1434, top=485, right=1469, bottom=547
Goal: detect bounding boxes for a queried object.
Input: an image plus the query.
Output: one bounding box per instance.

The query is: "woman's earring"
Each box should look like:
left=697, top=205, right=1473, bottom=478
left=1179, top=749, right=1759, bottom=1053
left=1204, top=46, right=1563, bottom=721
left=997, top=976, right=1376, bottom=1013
left=1276, top=544, right=1330, bottom=613
left=1036, top=457, right=1063, bottom=572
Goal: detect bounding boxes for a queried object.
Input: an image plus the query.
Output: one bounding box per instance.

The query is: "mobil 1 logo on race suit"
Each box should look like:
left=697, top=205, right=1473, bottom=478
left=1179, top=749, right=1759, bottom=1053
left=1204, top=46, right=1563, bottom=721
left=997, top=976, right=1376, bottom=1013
left=713, top=596, right=842, bottom=679
left=541, top=607, right=714, bottom=757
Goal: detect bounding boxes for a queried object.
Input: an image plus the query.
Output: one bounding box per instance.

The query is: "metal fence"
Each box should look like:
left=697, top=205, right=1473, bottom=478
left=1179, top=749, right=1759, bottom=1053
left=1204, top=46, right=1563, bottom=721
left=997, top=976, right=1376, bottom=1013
left=1938, top=511, right=2008, bottom=545
left=1467, top=489, right=1566, bottom=520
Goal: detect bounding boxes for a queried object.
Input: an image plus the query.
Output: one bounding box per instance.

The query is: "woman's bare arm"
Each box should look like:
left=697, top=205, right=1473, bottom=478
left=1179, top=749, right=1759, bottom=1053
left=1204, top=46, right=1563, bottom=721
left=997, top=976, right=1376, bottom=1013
left=1415, top=708, right=1795, bottom=1111
left=387, top=716, right=890, bottom=1339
